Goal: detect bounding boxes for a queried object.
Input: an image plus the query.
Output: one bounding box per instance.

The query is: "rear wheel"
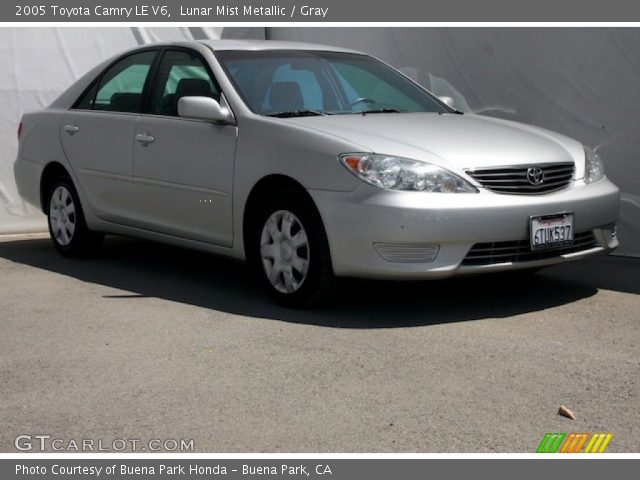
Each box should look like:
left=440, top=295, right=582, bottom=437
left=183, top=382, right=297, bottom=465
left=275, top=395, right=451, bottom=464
left=251, top=192, right=336, bottom=308
left=47, top=176, right=103, bottom=256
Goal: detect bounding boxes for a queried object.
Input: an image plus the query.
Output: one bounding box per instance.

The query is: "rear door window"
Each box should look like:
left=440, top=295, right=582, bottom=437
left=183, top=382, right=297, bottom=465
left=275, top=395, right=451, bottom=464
left=75, top=50, right=156, bottom=113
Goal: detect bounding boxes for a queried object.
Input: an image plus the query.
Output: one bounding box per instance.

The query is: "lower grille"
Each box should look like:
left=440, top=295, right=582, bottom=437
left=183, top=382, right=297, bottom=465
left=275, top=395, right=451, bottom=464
left=466, top=163, right=575, bottom=194
left=373, top=243, right=439, bottom=263
left=462, top=231, right=599, bottom=266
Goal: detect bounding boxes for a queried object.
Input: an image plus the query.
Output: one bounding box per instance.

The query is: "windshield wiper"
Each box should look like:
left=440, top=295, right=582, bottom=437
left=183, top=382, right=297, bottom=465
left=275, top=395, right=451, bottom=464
left=266, top=110, right=328, bottom=118
left=357, top=108, right=407, bottom=115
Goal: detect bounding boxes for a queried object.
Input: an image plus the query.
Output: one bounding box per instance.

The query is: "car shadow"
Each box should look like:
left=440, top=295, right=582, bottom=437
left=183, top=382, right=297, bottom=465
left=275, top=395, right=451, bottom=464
left=1, top=236, right=637, bottom=329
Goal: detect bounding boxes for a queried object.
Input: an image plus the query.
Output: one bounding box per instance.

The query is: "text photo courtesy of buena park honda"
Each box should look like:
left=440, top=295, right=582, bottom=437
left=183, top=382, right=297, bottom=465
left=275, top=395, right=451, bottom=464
left=1, top=27, right=639, bottom=453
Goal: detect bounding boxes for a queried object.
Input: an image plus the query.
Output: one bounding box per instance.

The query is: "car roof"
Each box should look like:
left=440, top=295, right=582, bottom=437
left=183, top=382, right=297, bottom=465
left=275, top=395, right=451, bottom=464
left=197, top=39, right=365, bottom=55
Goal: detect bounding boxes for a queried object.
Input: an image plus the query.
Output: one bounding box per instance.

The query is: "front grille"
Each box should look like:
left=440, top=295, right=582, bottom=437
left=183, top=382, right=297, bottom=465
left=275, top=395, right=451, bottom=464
left=466, top=163, right=575, bottom=194
left=462, top=231, right=599, bottom=266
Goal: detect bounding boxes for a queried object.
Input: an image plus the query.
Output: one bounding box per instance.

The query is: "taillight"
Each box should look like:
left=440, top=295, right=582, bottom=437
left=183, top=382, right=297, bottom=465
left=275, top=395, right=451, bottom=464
left=17, top=121, right=22, bottom=139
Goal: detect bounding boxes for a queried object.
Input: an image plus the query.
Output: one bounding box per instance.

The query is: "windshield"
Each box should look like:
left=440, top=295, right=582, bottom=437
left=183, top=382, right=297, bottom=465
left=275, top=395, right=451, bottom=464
left=216, top=50, right=449, bottom=116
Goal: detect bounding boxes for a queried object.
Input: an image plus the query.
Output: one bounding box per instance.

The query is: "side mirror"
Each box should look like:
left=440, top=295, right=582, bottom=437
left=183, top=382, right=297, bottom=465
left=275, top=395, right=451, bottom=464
left=178, top=96, right=233, bottom=123
left=438, top=96, right=455, bottom=109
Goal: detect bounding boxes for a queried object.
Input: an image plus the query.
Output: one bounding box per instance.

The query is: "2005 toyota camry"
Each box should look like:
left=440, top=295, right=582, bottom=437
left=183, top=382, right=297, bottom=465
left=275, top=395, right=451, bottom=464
left=14, top=40, right=620, bottom=306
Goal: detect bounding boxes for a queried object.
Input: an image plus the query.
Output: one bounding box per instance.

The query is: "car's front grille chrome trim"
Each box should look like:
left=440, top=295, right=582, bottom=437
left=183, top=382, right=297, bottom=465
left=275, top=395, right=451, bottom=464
left=466, top=162, right=575, bottom=194
left=462, top=231, right=599, bottom=266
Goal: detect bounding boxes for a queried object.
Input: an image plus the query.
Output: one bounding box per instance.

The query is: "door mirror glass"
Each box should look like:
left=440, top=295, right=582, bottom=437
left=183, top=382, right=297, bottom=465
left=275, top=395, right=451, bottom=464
left=178, top=96, right=232, bottom=123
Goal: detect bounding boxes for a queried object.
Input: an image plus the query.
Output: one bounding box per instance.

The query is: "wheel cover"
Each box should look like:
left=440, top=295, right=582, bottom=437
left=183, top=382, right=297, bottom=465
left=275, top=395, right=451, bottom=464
left=260, top=210, right=310, bottom=294
left=49, top=185, right=76, bottom=246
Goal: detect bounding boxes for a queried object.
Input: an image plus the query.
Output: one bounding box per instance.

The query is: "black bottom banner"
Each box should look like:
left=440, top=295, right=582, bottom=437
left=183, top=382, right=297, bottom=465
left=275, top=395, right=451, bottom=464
left=3, top=459, right=638, bottom=480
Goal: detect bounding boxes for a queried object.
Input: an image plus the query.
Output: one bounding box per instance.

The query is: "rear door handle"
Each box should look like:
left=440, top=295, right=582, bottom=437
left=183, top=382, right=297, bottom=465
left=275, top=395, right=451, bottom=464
left=63, top=124, right=79, bottom=135
left=135, top=133, right=155, bottom=146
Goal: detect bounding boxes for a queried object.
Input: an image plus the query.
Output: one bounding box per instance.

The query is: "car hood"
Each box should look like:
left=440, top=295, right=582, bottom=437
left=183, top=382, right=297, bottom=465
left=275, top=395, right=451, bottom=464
left=288, top=112, right=586, bottom=177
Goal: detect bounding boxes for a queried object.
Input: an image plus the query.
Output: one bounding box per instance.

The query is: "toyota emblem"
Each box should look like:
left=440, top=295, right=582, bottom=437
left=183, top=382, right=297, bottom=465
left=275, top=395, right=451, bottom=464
left=526, top=167, right=545, bottom=185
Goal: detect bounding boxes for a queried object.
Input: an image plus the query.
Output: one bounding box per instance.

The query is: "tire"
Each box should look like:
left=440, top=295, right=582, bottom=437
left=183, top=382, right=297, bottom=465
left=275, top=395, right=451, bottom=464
left=46, top=176, right=103, bottom=257
left=250, top=191, right=336, bottom=308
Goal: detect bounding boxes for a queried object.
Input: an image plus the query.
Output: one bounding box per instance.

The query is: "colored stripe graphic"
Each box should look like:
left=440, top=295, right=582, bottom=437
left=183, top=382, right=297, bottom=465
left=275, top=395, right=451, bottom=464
left=560, top=433, right=589, bottom=453
left=584, top=433, right=613, bottom=453
left=537, top=433, right=566, bottom=453
left=572, top=433, right=590, bottom=453
left=537, top=433, right=613, bottom=453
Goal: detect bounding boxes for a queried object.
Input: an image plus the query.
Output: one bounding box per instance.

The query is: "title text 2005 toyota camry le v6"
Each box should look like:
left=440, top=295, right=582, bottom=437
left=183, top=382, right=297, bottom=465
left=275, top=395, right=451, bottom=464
left=14, top=41, right=620, bottom=307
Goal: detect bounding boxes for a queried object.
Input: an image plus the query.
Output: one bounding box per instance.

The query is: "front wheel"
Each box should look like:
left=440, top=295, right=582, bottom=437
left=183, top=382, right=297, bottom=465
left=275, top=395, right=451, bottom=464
left=252, top=193, right=336, bottom=308
left=47, top=176, right=103, bottom=257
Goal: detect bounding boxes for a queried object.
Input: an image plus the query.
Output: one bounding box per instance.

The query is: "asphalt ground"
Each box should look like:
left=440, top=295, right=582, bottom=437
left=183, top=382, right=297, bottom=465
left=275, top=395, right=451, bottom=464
left=0, top=235, right=638, bottom=452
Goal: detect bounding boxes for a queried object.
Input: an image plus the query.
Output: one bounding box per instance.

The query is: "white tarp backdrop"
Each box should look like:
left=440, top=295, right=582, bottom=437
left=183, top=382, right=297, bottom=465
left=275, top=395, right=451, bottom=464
left=1, top=27, right=638, bottom=257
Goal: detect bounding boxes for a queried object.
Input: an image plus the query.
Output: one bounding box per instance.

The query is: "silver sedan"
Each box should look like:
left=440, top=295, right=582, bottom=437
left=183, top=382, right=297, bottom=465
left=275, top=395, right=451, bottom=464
left=14, top=40, right=620, bottom=307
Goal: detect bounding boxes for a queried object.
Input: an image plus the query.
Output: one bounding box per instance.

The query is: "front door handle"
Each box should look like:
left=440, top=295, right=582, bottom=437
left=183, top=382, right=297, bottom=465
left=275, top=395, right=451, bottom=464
left=63, top=124, right=79, bottom=135
left=135, top=133, right=155, bottom=146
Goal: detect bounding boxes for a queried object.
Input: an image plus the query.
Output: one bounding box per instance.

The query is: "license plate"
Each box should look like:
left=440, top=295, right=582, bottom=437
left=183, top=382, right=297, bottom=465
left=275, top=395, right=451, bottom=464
left=530, top=213, right=574, bottom=251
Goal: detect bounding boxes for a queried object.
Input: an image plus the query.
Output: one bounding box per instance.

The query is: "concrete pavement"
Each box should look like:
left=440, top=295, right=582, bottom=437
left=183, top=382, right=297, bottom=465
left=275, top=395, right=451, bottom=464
left=0, top=236, right=638, bottom=452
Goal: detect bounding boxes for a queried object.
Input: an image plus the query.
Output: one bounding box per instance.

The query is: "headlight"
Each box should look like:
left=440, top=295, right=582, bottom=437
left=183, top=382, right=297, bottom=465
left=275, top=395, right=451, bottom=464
left=339, top=153, right=478, bottom=193
left=584, top=146, right=605, bottom=184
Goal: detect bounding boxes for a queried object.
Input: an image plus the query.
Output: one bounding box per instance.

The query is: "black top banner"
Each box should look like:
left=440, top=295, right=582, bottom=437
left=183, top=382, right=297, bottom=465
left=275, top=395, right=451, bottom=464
left=5, top=0, right=640, bottom=22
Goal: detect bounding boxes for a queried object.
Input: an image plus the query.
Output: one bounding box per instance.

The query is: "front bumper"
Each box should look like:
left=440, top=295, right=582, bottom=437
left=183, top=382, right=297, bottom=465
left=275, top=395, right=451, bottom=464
left=309, top=178, right=620, bottom=279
